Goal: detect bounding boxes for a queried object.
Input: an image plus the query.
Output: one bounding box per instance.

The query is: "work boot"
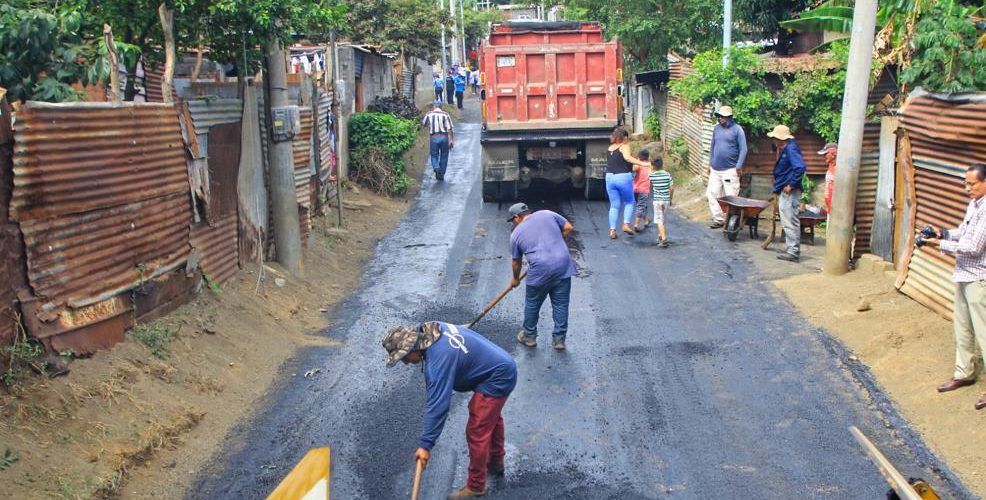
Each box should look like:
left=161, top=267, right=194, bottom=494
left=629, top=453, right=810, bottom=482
left=516, top=331, right=536, bottom=348
left=448, top=485, right=488, bottom=499
left=777, top=253, right=799, bottom=262
left=552, top=339, right=566, bottom=351
left=709, top=221, right=724, bottom=229
left=488, top=462, right=505, bottom=476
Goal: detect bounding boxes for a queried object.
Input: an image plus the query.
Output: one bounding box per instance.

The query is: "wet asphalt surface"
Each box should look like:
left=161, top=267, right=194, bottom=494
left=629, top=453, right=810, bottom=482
left=191, top=99, right=973, bottom=499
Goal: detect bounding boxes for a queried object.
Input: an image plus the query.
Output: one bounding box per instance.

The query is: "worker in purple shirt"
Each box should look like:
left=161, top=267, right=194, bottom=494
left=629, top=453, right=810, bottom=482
left=383, top=321, right=517, bottom=499
left=768, top=124, right=806, bottom=262
left=924, top=163, right=986, bottom=410
left=507, top=203, right=576, bottom=350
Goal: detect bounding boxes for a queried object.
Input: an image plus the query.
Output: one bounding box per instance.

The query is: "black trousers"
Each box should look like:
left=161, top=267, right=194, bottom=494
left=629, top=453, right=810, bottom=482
left=455, top=91, right=464, bottom=109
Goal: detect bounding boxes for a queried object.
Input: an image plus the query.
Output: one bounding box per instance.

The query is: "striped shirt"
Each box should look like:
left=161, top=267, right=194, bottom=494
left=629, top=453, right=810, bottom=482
left=422, top=109, right=453, bottom=135
left=649, top=170, right=674, bottom=201
left=940, top=197, right=986, bottom=283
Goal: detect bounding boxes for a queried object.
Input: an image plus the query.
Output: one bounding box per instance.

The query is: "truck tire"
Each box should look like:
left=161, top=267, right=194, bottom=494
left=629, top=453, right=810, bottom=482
left=584, top=178, right=606, bottom=200
left=483, top=181, right=518, bottom=202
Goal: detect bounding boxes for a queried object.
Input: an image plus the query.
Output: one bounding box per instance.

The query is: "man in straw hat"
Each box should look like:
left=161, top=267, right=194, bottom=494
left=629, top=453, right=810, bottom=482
left=707, top=105, right=748, bottom=228
left=768, top=124, right=806, bottom=262
left=383, top=321, right=518, bottom=498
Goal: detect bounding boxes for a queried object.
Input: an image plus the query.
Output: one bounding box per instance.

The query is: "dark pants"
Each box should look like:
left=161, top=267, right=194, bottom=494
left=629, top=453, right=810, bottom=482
left=434, top=88, right=443, bottom=102
left=455, top=90, right=464, bottom=109
left=523, top=277, right=571, bottom=341
left=466, top=392, right=507, bottom=491
left=429, top=134, right=450, bottom=178
left=446, top=85, right=455, bottom=103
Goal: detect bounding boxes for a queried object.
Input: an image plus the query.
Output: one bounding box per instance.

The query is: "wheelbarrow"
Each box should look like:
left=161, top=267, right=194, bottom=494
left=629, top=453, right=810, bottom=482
left=716, top=195, right=770, bottom=242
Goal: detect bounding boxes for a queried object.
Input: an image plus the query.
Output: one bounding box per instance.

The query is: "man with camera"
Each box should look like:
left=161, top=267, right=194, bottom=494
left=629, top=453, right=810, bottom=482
left=922, top=163, right=986, bottom=410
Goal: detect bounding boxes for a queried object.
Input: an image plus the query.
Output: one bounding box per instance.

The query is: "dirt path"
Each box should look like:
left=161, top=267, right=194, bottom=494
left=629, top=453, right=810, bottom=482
left=0, top=128, right=430, bottom=500
left=666, top=157, right=985, bottom=497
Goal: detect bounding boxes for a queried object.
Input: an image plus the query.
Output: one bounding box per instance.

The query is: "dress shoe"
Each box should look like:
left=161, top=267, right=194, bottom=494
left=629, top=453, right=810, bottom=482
left=976, top=394, right=986, bottom=410
left=937, top=377, right=975, bottom=393
left=448, top=485, right=488, bottom=499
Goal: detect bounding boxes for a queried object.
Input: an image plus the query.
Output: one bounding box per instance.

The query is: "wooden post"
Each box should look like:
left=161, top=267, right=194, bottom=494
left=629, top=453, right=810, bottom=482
left=103, top=24, right=120, bottom=103
left=157, top=4, right=176, bottom=103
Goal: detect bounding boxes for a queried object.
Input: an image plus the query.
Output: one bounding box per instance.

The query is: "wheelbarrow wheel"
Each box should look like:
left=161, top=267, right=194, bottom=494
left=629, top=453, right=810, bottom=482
left=726, top=214, right=741, bottom=241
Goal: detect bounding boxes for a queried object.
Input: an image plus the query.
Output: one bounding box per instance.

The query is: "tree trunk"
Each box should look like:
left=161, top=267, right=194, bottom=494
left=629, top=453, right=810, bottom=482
left=190, top=35, right=205, bottom=80
left=158, top=4, right=176, bottom=103
left=103, top=24, right=121, bottom=103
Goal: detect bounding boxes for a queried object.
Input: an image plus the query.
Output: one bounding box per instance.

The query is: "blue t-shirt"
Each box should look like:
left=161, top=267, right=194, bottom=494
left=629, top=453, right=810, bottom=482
left=510, top=210, right=576, bottom=287
left=454, top=75, right=466, bottom=92
left=433, top=77, right=443, bottom=89
left=419, top=322, right=517, bottom=449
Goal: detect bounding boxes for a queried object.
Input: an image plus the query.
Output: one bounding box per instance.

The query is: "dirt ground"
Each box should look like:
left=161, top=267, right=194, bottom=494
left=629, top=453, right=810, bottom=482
left=665, top=155, right=986, bottom=497
left=0, top=128, right=429, bottom=499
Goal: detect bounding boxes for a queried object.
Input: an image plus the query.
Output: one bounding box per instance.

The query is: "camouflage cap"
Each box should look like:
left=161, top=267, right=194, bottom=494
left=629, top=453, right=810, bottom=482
left=382, top=322, right=442, bottom=367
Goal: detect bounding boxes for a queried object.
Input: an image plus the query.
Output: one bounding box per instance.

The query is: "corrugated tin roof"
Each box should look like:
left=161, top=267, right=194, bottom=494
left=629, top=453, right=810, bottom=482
left=187, top=98, right=243, bottom=135
left=11, top=102, right=188, bottom=221
left=191, top=214, right=238, bottom=286
left=294, top=108, right=314, bottom=208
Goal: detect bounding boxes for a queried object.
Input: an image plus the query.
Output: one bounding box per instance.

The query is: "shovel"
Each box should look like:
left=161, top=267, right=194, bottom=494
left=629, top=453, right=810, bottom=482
left=467, top=271, right=527, bottom=329
left=410, top=457, right=425, bottom=500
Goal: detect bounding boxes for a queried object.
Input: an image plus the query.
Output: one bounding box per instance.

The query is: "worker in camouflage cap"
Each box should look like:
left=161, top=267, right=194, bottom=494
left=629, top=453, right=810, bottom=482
left=382, top=321, right=518, bottom=499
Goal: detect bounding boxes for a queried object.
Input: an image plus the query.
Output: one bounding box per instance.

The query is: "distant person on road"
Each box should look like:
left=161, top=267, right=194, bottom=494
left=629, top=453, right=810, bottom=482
left=632, top=149, right=653, bottom=232
left=382, top=321, right=518, bottom=499
left=422, top=100, right=454, bottom=182
left=818, top=142, right=838, bottom=215
left=433, top=73, right=445, bottom=103
left=508, top=202, right=576, bottom=350
left=769, top=124, right=806, bottom=263
left=606, top=127, right=650, bottom=239
left=454, top=72, right=467, bottom=109
left=471, top=71, right=481, bottom=95
left=445, top=71, right=456, bottom=104
left=649, top=157, right=674, bottom=248
left=923, top=162, right=986, bottom=411
left=707, top=105, right=748, bottom=228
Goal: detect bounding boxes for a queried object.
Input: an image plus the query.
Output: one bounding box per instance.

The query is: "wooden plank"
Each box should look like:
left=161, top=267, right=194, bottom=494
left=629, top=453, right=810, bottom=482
left=871, top=116, right=900, bottom=261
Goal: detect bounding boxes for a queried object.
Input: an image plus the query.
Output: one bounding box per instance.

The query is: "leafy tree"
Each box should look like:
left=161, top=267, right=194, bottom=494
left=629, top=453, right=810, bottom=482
left=900, top=1, right=985, bottom=93
left=346, top=0, right=446, bottom=61
left=734, top=0, right=812, bottom=42
left=778, top=42, right=849, bottom=142
left=0, top=3, right=96, bottom=102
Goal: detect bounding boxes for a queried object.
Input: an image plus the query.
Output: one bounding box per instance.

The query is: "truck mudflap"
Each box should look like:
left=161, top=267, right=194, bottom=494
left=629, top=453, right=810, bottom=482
left=482, top=142, right=520, bottom=182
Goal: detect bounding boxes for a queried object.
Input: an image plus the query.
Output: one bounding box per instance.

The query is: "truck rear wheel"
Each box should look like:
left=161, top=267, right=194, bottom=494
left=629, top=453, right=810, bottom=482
left=483, top=181, right=518, bottom=202
left=584, top=178, right=606, bottom=200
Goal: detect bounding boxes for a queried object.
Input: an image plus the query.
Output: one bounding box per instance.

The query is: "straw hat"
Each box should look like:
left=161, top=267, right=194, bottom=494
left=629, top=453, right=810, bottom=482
left=767, top=125, right=794, bottom=141
left=716, top=105, right=733, bottom=117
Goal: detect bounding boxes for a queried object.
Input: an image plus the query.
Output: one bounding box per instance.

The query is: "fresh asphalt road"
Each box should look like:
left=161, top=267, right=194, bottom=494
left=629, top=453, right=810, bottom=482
left=192, top=105, right=972, bottom=499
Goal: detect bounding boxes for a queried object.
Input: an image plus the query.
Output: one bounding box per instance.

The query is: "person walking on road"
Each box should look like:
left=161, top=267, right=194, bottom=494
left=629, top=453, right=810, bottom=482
left=923, top=163, right=986, bottom=410
left=433, top=73, right=445, bottom=103
left=445, top=71, right=456, bottom=104
left=707, top=106, right=748, bottom=228
left=632, top=149, right=653, bottom=232
left=769, top=124, right=806, bottom=263
left=454, top=72, right=467, bottom=109
left=383, top=321, right=518, bottom=499
left=606, top=127, right=650, bottom=239
left=508, top=203, right=576, bottom=350
left=423, top=101, right=454, bottom=182
left=649, top=157, right=674, bottom=248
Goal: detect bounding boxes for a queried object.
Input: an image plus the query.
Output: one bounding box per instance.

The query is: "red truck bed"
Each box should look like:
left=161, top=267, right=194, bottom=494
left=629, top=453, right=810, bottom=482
left=481, top=21, right=622, bottom=132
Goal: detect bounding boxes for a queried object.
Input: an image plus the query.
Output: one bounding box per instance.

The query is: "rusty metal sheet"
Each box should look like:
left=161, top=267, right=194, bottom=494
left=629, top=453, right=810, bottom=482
left=665, top=95, right=713, bottom=180
left=1, top=97, right=25, bottom=352
left=897, top=90, right=986, bottom=319
left=294, top=108, right=314, bottom=207
left=853, top=121, right=882, bottom=256
left=187, top=98, right=243, bottom=136
left=18, top=192, right=191, bottom=308
left=11, top=102, right=189, bottom=221
left=191, top=214, right=239, bottom=286
left=205, top=121, right=242, bottom=223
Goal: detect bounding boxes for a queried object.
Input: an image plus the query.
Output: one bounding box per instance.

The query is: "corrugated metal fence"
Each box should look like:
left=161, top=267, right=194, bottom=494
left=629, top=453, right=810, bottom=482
left=896, top=91, right=986, bottom=318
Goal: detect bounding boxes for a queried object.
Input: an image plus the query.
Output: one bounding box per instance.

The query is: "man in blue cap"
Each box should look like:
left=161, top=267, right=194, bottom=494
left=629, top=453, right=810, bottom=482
left=421, top=100, right=454, bottom=181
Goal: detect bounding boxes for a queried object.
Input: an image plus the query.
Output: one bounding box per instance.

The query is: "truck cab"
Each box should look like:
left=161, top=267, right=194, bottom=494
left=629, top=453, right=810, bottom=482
left=479, top=21, right=623, bottom=201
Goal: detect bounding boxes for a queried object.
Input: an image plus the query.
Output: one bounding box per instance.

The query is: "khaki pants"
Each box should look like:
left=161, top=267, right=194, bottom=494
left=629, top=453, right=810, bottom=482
left=778, top=190, right=801, bottom=258
left=953, top=280, right=986, bottom=380
left=707, top=167, right=740, bottom=223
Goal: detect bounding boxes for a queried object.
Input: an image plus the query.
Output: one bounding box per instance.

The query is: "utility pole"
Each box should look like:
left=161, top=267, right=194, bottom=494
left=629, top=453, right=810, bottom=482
left=722, top=0, right=732, bottom=67
left=440, top=0, right=448, bottom=76
left=458, top=0, right=467, bottom=64
left=265, top=38, right=304, bottom=276
left=823, top=0, right=879, bottom=275
left=450, top=0, right=460, bottom=65
left=330, top=29, right=343, bottom=227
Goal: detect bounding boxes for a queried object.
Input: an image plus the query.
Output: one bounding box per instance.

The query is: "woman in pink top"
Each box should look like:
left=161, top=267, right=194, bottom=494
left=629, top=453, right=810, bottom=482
left=632, top=149, right=654, bottom=231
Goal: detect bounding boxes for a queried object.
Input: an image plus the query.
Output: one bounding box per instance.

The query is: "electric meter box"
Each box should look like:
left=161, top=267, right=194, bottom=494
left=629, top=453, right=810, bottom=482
left=271, top=106, right=301, bottom=142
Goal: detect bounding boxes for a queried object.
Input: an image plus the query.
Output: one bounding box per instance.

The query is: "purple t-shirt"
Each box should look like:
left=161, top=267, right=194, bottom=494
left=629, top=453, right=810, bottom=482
left=510, top=210, right=576, bottom=287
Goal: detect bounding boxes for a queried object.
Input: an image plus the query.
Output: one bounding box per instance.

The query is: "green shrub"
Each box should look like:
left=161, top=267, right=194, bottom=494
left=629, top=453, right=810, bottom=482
left=644, top=107, right=661, bottom=140
left=349, top=112, right=417, bottom=196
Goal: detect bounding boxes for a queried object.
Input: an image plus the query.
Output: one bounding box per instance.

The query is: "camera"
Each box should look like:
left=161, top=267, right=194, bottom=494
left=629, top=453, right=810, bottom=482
left=915, top=225, right=940, bottom=247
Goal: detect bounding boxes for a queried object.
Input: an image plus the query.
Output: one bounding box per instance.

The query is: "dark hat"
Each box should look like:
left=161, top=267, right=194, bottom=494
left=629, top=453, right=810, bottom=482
left=382, top=323, right=442, bottom=367
left=506, top=202, right=530, bottom=221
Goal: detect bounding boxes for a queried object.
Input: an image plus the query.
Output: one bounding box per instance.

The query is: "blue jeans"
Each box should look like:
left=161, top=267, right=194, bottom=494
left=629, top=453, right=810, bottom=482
left=605, top=172, right=635, bottom=229
left=522, top=277, right=571, bottom=341
left=429, top=134, right=450, bottom=175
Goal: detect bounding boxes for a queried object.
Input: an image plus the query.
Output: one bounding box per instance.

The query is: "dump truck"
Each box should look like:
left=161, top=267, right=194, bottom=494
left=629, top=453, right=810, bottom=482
left=479, top=20, right=623, bottom=201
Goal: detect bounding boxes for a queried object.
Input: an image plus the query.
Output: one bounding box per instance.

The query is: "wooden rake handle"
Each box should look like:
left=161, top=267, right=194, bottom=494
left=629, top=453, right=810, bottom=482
left=467, top=271, right=527, bottom=329
left=410, top=458, right=424, bottom=500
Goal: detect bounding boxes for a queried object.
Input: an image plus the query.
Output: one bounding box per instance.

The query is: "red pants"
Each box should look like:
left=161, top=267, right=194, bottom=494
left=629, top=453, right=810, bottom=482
left=466, top=392, right=508, bottom=490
